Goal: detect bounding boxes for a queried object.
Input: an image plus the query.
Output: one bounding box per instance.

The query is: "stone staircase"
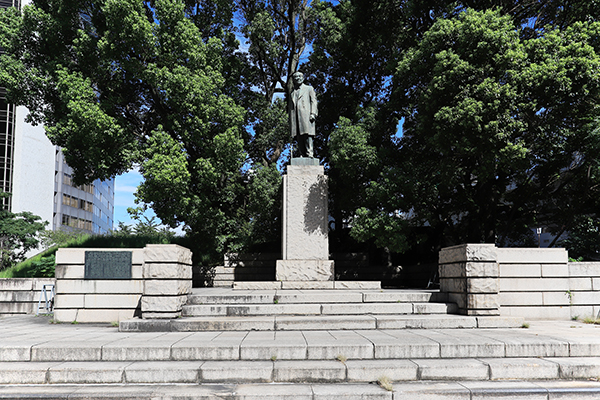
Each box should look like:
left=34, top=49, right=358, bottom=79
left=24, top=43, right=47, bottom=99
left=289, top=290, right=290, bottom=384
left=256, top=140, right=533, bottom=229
left=120, top=287, right=524, bottom=332
left=5, top=288, right=600, bottom=399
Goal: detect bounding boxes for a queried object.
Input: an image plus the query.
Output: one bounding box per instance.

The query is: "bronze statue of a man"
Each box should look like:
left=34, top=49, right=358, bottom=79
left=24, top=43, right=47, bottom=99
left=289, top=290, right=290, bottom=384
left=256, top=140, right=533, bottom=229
left=289, top=71, right=318, bottom=158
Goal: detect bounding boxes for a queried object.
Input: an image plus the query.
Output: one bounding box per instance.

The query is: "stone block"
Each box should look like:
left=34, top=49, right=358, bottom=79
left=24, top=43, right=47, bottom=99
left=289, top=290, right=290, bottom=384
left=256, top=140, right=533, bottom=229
left=312, top=384, right=393, bottom=399
left=475, top=316, right=525, bottom=328
left=334, top=281, right=381, bottom=289
left=482, top=357, right=559, bottom=380
left=54, top=294, right=85, bottom=309
left=497, top=247, right=568, bottom=264
left=500, top=306, right=571, bottom=320
left=48, top=361, right=129, bottom=384
left=55, top=248, right=86, bottom=264
left=74, top=309, right=137, bottom=323
left=569, top=262, right=600, bottom=277
left=499, top=278, right=569, bottom=292
left=281, top=166, right=329, bottom=260
left=144, top=279, right=191, bottom=296
left=0, top=291, right=34, bottom=302
left=499, top=263, right=542, bottom=278
left=276, top=260, right=334, bottom=281
left=392, top=382, right=470, bottom=400
left=55, top=279, right=144, bottom=294
left=32, top=279, right=56, bottom=290
left=234, top=281, right=282, bottom=290
left=463, top=381, right=548, bottom=400
left=32, top=343, right=102, bottom=362
left=55, top=265, right=85, bottom=279
left=413, top=302, right=457, bottom=314
left=467, top=278, right=499, bottom=293
left=542, top=264, right=569, bottom=277
left=571, top=291, right=600, bottom=305
left=467, top=294, right=499, bottom=310
left=53, top=308, right=78, bottom=322
left=542, top=291, right=571, bottom=306
left=141, top=311, right=181, bottom=319
left=234, top=383, right=313, bottom=399
left=0, top=344, right=31, bottom=362
left=0, top=278, right=33, bottom=291
left=276, top=315, right=376, bottom=331
left=547, top=357, right=600, bottom=379
left=201, top=361, right=273, bottom=382
left=83, top=294, right=141, bottom=309
left=440, top=278, right=466, bottom=293
left=415, top=358, right=490, bottom=380
left=448, top=293, right=466, bottom=309
left=143, top=263, right=192, bottom=279
left=593, top=278, right=600, bottom=291
left=439, top=244, right=497, bottom=264
left=125, top=361, right=202, bottom=383
left=569, top=278, right=593, bottom=291
left=273, top=360, right=345, bottom=383
left=281, top=281, right=334, bottom=289
left=346, top=359, right=418, bottom=382
left=0, top=361, right=57, bottom=384
left=0, top=302, right=34, bottom=314
left=499, top=292, right=543, bottom=306
left=463, top=308, right=500, bottom=316
left=144, top=244, right=192, bottom=264
left=141, top=295, right=187, bottom=313
left=321, top=303, right=412, bottom=315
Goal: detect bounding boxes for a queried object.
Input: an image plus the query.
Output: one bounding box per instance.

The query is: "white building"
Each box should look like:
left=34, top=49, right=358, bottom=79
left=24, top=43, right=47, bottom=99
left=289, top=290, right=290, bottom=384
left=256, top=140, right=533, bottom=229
left=0, top=0, right=114, bottom=235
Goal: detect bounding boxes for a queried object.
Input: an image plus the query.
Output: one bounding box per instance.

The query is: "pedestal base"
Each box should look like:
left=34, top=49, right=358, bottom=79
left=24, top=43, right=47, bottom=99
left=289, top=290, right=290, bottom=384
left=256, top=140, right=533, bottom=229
left=276, top=259, right=334, bottom=281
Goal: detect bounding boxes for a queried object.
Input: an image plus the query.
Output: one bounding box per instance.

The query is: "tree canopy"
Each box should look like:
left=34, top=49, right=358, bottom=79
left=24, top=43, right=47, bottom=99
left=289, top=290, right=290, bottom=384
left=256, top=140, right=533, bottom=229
left=0, top=0, right=599, bottom=263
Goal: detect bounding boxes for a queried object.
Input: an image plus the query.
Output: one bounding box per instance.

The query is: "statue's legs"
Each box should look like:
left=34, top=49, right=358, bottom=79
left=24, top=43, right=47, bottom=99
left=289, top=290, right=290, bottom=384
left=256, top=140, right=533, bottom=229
left=297, top=134, right=314, bottom=158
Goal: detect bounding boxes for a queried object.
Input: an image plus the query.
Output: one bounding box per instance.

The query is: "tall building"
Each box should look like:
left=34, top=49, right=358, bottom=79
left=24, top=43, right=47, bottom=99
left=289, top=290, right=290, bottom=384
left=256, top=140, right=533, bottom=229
left=1, top=0, right=114, bottom=235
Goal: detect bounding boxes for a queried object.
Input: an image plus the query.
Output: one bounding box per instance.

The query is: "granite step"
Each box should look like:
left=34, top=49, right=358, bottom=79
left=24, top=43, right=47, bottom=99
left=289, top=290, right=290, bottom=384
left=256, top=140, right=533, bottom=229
left=181, top=301, right=458, bottom=317
left=3, top=381, right=600, bottom=400
left=2, top=357, right=600, bottom=385
left=186, top=288, right=446, bottom=305
left=120, top=314, right=523, bottom=332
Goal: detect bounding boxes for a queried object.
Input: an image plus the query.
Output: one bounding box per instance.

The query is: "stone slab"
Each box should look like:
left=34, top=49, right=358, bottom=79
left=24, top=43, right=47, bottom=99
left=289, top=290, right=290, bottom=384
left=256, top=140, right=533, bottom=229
left=439, top=244, right=497, bottom=264
left=497, top=247, right=568, bottom=263
left=144, top=279, right=192, bottom=296
left=276, top=315, right=377, bottom=330
left=234, top=282, right=283, bottom=290
left=144, top=244, right=192, bottom=264
left=201, top=360, right=273, bottom=382
left=276, top=260, right=334, bottom=281
left=124, top=361, right=202, bottom=383
left=415, top=358, right=490, bottom=380
left=346, top=359, right=418, bottom=382
left=48, top=361, right=130, bottom=384
left=334, top=281, right=381, bottom=289
left=281, top=281, right=335, bottom=289
left=481, top=357, right=559, bottom=380
left=143, top=263, right=192, bottom=279
left=281, top=167, right=329, bottom=260
left=273, top=360, right=345, bottom=382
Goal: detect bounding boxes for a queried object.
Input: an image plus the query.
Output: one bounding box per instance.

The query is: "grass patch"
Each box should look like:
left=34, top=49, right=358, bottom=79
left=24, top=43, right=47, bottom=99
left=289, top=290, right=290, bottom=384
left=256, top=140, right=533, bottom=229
left=582, top=317, right=600, bottom=325
left=521, top=322, right=530, bottom=329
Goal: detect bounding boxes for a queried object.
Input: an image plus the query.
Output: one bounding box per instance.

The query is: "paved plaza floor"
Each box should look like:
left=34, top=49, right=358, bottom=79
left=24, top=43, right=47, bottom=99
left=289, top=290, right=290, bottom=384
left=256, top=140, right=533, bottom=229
left=2, top=314, right=600, bottom=398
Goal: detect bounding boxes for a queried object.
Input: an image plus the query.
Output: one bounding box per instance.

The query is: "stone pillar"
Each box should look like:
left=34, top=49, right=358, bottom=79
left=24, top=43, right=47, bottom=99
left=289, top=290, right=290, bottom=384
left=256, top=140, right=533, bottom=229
left=438, top=244, right=500, bottom=316
left=276, top=159, right=334, bottom=281
left=141, top=244, right=193, bottom=319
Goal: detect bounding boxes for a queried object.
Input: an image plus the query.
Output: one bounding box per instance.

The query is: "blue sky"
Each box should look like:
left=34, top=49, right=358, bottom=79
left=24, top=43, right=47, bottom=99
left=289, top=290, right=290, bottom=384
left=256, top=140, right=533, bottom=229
left=113, top=168, right=145, bottom=227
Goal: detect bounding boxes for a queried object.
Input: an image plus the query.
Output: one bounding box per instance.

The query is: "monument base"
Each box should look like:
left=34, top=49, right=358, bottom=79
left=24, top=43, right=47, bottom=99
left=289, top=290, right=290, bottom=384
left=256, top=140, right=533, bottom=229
left=276, top=259, right=334, bottom=281
left=233, top=280, right=381, bottom=290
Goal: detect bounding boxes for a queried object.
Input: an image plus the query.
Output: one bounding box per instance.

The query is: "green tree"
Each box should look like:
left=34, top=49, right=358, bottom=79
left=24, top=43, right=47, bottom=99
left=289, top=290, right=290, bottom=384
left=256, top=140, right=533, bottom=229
left=340, top=9, right=600, bottom=250
left=0, top=193, right=48, bottom=270
left=0, top=0, right=251, bottom=260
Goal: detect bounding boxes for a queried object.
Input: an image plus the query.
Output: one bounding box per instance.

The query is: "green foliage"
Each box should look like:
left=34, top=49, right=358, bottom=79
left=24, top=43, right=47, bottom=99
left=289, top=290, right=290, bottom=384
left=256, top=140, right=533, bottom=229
left=39, top=229, right=90, bottom=249
left=0, top=193, right=48, bottom=271
left=26, top=255, right=55, bottom=278
left=561, top=216, right=600, bottom=261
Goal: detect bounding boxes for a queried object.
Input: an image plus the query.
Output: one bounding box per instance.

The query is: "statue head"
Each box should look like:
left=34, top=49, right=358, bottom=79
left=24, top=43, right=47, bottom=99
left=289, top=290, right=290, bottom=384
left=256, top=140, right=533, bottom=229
left=292, top=71, right=304, bottom=87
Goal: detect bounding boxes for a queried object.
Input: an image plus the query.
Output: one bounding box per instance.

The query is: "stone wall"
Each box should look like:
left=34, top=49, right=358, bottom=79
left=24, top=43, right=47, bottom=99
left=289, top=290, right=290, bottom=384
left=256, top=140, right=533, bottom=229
left=0, top=278, right=56, bottom=315
left=439, top=244, right=600, bottom=320
left=54, top=248, right=145, bottom=323
left=54, top=244, right=192, bottom=323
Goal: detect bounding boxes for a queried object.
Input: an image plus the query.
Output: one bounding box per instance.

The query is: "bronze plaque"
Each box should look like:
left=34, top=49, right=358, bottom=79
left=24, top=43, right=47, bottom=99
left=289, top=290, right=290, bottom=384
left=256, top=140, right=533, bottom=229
left=84, top=251, right=132, bottom=279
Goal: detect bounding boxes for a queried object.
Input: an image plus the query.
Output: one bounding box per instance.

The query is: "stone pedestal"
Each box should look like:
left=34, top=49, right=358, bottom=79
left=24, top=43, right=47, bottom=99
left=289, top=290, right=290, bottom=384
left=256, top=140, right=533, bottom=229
left=276, top=159, right=333, bottom=281
left=438, top=244, right=500, bottom=316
